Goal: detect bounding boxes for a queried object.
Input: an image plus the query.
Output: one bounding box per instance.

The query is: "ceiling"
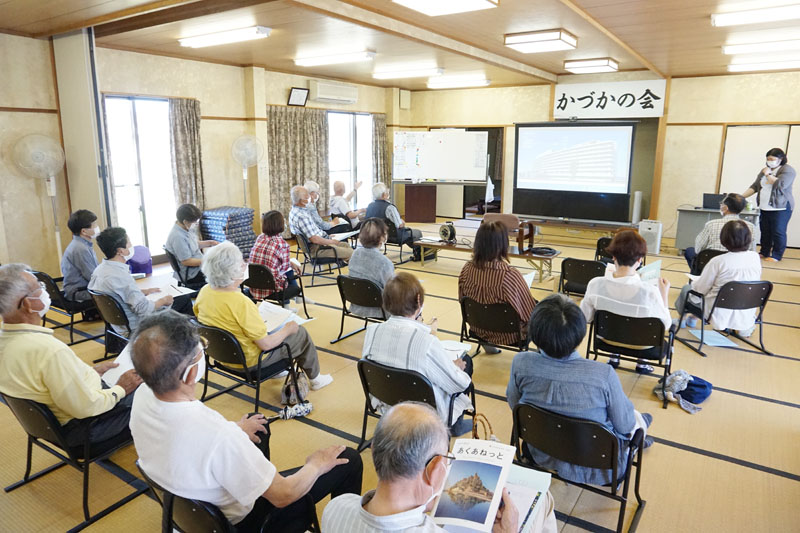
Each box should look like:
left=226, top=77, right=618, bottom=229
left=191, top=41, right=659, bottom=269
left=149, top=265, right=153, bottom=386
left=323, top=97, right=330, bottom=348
left=3, top=0, right=800, bottom=89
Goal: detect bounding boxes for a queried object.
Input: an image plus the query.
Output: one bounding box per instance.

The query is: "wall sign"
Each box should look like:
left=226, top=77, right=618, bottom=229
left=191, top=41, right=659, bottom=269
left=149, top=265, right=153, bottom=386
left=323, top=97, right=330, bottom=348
left=553, top=79, right=667, bottom=119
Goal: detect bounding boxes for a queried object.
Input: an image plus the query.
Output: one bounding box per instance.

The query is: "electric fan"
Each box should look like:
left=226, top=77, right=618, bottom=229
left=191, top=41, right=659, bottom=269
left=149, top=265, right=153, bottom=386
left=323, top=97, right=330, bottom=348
left=231, top=135, right=264, bottom=205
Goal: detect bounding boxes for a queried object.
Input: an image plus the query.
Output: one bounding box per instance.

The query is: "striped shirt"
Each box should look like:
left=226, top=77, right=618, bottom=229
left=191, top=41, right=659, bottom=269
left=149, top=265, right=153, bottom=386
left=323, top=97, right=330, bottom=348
left=458, top=260, right=535, bottom=346
left=322, top=491, right=441, bottom=532
left=695, top=214, right=756, bottom=252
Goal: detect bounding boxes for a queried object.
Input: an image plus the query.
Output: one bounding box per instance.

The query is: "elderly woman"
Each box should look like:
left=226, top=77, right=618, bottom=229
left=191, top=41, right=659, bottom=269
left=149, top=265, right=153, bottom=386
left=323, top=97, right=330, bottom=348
left=507, top=294, right=653, bottom=486
left=580, top=230, right=671, bottom=374
left=362, top=272, right=473, bottom=435
left=193, top=242, right=332, bottom=391
left=347, top=218, right=394, bottom=318
left=248, top=210, right=300, bottom=302
left=458, top=220, right=535, bottom=354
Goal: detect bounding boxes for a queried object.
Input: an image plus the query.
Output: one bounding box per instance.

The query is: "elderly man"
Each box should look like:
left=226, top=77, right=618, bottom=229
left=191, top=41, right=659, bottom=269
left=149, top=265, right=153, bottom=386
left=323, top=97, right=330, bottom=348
left=329, top=180, right=366, bottom=229
left=683, top=193, right=758, bottom=269
left=322, top=402, right=558, bottom=533
left=164, top=203, right=218, bottom=289
left=303, top=180, right=351, bottom=234
left=365, top=183, right=422, bottom=246
left=129, top=311, right=362, bottom=531
left=0, top=263, right=141, bottom=447
left=288, top=185, right=354, bottom=261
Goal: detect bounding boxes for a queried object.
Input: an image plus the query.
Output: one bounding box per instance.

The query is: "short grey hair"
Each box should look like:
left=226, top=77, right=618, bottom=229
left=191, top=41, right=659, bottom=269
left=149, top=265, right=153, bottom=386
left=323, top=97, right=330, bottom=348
left=371, top=402, right=449, bottom=481
left=201, top=241, right=243, bottom=289
left=0, top=263, right=34, bottom=316
left=290, top=185, right=306, bottom=205
left=304, top=181, right=320, bottom=194
left=372, top=182, right=388, bottom=200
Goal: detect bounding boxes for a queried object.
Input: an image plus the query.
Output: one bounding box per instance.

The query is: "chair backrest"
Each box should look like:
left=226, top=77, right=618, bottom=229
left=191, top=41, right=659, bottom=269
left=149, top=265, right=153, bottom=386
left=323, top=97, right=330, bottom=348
left=337, top=275, right=385, bottom=312
left=1, top=393, right=69, bottom=452
left=244, top=263, right=278, bottom=292
left=162, top=248, right=186, bottom=284
left=357, top=359, right=438, bottom=410
left=483, top=213, right=521, bottom=232
left=461, top=297, right=522, bottom=335
left=295, top=232, right=313, bottom=258
left=560, top=258, right=606, bottom=287
left=593, top=311, right=666, bottom=357
left=693, top=249, right=726, bottom=275
left=595, top=237, right=613, bottom=262
left=712, top=281, right=773, bottom=311
left=31, top=271, right=70, bottom=310
left=384, top=218, right=401, bottom=243
left=89, top=290, right=131, bottom=330
left=196, top=322, right=250, bottom=368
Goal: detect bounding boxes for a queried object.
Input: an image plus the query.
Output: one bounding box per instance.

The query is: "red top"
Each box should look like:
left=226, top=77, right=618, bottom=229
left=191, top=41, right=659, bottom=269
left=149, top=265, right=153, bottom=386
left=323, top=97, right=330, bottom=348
left=249, top=234, right=290, bottom=300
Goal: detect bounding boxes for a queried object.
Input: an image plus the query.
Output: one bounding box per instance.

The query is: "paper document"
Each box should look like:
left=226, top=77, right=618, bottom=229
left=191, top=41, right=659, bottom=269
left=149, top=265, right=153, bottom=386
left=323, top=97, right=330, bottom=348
left=523, top=271, right=537, bottom=288
left=258, top=300, right=314, bottom=334
left=686, top=273, right=700, bottom=282
left=688, top=329, right=738, bottom=347
left=145, top=284, right=195, bottom=301
left=331, top=230, right=359, bottom=241
left=441, top=340, right=472, bottom=360
left=637, top=260, right=661, bottom=285
left=505, top=465, right=552, bottom=533
left=289, top=258, right=302, bottom=271
left=418, top=237, right=440, bottom=243
left=101, top=346, right=135, bottom=387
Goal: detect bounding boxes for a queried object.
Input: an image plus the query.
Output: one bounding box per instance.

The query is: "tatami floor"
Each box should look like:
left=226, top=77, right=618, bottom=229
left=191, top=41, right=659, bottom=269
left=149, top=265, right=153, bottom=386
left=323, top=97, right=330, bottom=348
left=1, top=218, right=799, bottom=532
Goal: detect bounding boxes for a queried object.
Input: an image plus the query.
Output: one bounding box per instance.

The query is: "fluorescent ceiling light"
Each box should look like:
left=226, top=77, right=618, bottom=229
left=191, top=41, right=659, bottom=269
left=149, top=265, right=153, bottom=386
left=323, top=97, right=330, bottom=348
left=723, top=39, right=800, bottom=55
left=178, top=26, right=270, bottom=48
left=728, top=59, right=800, bottom=72
left=711, top=4, right=800, bottom=27
left=504, top=29, right=577, bottom=53
left=427, top=75, right=490, bottom=89
left=294, top=50, right=375, bottom=67
left=373, top=67, right=443, bottom=79
left=392, top=0, right=498, bottom=17
left=564, top=58, right=619, bottom=74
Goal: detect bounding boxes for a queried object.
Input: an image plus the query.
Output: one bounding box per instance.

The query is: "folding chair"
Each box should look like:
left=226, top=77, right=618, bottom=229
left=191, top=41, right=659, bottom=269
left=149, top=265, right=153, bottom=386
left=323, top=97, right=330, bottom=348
left=330, top=275, right=387, bottom=344
left=243, top=263, right=310, bottom=318
left=675, top=280, right=773, bottom=357
left=88, top=290, right=131, bottom=363
left=2, top=393, right=147, bottom=533
left=295, top=232, right=342, bottom=287
left=586, top=311, right=675, bottom=409
left=690, top=249, right=726, bottom=276
left=558, top=258, right=607, bottom=298
left=595, top=237, right=614, bottom=264
left=196, top=322, right=303, bottom=412
left=383, top=219, right=411, bottom=264
left=459, top=297, right=529, bottom=355
left=163, top=248, right=187, bottom=286
left=356, top=358, right=476, bottom=452
left=512, top=402, right=646, bottom=533
left=32, top=271, right=101, bottom=346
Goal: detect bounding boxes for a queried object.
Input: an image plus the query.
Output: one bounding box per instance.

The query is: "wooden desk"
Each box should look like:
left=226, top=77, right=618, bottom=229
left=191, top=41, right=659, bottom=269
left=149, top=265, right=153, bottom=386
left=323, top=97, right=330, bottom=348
left=416, top=241, right=560, bottom=280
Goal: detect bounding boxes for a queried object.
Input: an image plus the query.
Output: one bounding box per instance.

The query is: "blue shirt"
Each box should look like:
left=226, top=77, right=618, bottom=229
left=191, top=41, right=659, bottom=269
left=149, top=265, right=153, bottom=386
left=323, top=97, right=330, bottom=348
left=506, top=350, right=636, bottom=485
left=289, top=205, right=328, bottom=239
left=165, top=224, right=202, bottom=281
left=88, top=260, right=156, bottom=333
left=61, top=235, right=98, bottom=301
left=303, top=202, right=332, bottom=231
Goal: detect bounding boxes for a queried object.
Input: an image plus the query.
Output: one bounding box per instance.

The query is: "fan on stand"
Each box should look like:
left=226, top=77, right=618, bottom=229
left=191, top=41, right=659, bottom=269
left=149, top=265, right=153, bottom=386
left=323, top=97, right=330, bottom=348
left=12, top=134, right=66, bottom=259
left=231, top=135, right=264, bottom=206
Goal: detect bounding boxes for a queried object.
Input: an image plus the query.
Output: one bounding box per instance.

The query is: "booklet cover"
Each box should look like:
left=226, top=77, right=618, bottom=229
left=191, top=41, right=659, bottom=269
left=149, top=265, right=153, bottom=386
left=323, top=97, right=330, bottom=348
left=636, top=259, right=661, bottom=285
left=258, top=300, right=314, bottom=334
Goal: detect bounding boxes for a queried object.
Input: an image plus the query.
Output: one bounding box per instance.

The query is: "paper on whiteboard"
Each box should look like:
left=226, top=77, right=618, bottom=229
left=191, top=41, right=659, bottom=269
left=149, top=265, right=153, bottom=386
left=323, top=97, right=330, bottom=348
left=101, top=345, right=135, bottom=387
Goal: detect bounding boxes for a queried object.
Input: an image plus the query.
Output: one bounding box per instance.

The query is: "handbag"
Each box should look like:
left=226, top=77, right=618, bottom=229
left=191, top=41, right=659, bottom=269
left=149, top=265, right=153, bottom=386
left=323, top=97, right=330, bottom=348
left=471, top=413, right=499, bottom=442
left=281, top=371, right=310, bottom=406
left=679, top=375, right=713, bottom=404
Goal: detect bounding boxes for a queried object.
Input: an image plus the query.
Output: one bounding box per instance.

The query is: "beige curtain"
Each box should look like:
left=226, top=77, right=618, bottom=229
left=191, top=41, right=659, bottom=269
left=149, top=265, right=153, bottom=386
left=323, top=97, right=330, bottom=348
left=266, top=105, right=330, bottom=227
left=372, top=113, right=390, bottom=187
left=169, top=98, right=206, bottom=209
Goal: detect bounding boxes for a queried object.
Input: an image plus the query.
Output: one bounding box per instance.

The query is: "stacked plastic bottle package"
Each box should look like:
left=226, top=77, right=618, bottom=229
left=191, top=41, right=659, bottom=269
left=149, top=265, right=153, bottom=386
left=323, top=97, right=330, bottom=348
left=200, top=206, right=257, bottom=260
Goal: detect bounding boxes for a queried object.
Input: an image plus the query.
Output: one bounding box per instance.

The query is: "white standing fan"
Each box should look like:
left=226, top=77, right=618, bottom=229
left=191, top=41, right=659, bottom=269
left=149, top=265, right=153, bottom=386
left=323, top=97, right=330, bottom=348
left=12, top=134, right=66, bottom=259
left=231, top=135, right=264, bottom=206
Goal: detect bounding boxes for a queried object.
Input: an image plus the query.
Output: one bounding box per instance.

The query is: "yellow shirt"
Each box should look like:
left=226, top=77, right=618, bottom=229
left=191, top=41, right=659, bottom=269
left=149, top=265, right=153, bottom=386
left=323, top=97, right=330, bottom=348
left=193, top=286, right=268, bottom=368
left=0, top=323, right=125, bottom=425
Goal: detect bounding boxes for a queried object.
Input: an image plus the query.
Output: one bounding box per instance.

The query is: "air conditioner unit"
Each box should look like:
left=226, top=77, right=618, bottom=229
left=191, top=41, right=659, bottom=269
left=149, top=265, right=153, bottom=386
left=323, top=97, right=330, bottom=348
left=309, top=80, right=358, bottom=104
left=638, top=219, right=663, bottom=255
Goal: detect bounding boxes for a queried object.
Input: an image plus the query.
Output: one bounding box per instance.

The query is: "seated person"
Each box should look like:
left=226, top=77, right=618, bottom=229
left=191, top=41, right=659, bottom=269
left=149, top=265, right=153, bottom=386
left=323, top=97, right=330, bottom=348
left=0, top=263, right=141, bottom=447
left=249, top=210, right=300, bottom=303
left=347, top=218, right=394, bottom=318
left=193, top=242, right=333, bottom=390
left=129, top=311, right=362, bottom=532
left=684, top=193, right=756, bottom=269
left=165, top=203, right=218, bottom=289
left=61, top=209, right=101, bottom=305
left=89, top=227, right=194, bottom=333
left=458, top=220, right=535, bottom=354
left=580, top=230, right=671, bottom=374
left=323, top=401, right=559, bottom=533
left=288, top=185, right=354, bottom=262
left=362, top=272, right=473, bottom=435
left=303, top=180, right=351, bottom=234
left=507, top=294, right=653, bottom=486
left=365, top=182, right=422, bottom=246
left=675, top=219, right=762, bottom=334
left=329, top=179, right=366, bottom=229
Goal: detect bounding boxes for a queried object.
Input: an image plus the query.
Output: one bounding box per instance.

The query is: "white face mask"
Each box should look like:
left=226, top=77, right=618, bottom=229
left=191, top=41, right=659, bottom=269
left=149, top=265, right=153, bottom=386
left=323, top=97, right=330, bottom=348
left=766, top=159, right=781, bottom=169
left=189, top=222, right=198, bottom=231
left=122, top=248, right=134, bottom=261
left=424, top=460, right=447, bottom=509
left=720, top=209, right=726, bottom=216
left=182, top=353, right=206, bottom=385
left=29, top=290, right=51, bottom=318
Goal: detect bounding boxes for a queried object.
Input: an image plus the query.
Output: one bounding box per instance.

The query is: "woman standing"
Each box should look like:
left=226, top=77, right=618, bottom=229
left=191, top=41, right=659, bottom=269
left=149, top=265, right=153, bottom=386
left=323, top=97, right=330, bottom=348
left=743, top=147, right=795, bottom=262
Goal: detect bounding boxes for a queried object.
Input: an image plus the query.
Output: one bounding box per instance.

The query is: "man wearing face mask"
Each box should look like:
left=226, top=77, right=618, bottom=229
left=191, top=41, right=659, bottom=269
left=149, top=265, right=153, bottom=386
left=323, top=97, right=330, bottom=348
left=322, top=402, right=558, bottom=533
left=90, top=227, right=194, bottom=334
left=303, top=180, right=351, bottom=235
left=165, top=203, right=218, bottom=290
left=288, top=185, right=354, bottom=262
left=0, top=263, right=142, bottom=447
left=683, top=193, right=757, bottom=270
left=61, top=209, right=101, bottom=304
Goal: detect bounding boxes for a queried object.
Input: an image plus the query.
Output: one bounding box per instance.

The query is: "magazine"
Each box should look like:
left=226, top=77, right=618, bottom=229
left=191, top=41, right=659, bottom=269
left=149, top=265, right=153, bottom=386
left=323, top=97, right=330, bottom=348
left=636, top=260, right=661, bottom=285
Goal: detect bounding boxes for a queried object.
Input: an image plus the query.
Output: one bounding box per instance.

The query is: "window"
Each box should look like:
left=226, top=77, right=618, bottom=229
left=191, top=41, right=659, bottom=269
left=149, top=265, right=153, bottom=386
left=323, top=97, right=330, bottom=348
left=328, top=112, right=373, bottom=209
left=104, top=96, right=176, bottom=257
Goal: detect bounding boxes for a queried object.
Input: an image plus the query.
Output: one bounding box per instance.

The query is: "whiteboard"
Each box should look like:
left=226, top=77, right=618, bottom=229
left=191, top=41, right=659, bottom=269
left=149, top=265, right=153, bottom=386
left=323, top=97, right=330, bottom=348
left=392, top=130, right=488, bottom=182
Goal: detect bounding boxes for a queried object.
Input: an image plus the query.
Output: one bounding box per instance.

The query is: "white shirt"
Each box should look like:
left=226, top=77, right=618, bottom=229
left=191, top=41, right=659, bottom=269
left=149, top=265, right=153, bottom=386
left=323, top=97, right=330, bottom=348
left=690, top=250, right=763, bottom=331
left=322, top=491, right=442, bottom=532
left=581, top=269, right=672, bottom=329
left=130, top=385, right=276, bottom=524
left=759, top=175, right=783, bottom=211
left=329, top=195, right=358, bottom=227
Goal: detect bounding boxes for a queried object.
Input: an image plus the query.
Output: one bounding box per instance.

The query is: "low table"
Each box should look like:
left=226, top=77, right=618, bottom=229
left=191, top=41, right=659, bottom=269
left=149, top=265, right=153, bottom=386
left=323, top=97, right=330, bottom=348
left=416, top=241, right=560, bottom=280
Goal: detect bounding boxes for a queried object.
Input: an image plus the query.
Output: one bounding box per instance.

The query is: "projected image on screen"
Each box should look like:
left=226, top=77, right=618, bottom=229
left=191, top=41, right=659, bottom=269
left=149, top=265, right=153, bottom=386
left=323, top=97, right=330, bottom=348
left=516, top=125, right=633, bottom=194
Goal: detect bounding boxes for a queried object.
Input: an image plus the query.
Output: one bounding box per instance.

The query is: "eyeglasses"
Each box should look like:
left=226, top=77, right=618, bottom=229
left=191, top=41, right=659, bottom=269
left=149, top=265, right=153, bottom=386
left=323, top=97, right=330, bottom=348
left=426, top=453, right=456, bottom=469
left=17, top=281, right=46, bottom=309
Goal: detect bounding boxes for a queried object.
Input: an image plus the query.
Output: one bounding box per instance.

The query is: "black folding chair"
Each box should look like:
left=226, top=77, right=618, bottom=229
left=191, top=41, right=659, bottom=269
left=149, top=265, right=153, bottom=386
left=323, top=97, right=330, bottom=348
left=676, top=280, right=773, bottom=357
left=196, top=322, right=303, bottom=412
left=586, top=311, right=675, bottom=409
left=88, top=290, right=130, bottom=363
left=595, top=237, right=614, bottom=264
left=383, top=219, right=411, bottom=265
left=459, top=297, right=529, bottom=355
left=295, top=232, right=342, bottom=287
left=243, top=263, right=310, bottom=318
left=1, top=393, right=147, bottom=533
left=331, top=275, right=388, bottom=344
left=356, top=358, right=476, bottom=452
left=32, top=271, right=101, bottom=345
left=163, top=248, right=187, bottom=286
left=512, top=402, right=646, bottom=533
left=558, top=258, right=607, bottom=298
left=690, top=249, right=726, bottom=276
